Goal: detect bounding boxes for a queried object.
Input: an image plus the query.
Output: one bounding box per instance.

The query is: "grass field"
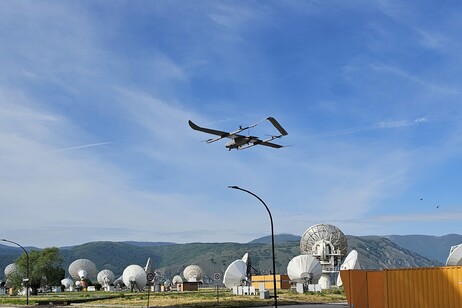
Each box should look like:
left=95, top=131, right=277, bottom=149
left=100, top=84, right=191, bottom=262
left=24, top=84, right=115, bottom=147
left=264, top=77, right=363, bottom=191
left=0, top=288, right=346, bottom=307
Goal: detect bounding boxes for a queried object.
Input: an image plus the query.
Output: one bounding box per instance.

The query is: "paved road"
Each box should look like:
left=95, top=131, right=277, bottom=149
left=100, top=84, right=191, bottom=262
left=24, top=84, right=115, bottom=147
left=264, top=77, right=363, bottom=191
left=252, top=303, right=348, bottom=308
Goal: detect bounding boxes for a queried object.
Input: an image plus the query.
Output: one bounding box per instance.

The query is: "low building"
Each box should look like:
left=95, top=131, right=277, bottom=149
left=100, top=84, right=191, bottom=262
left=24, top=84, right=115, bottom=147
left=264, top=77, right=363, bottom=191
left=177, top=282, right=199, bottom=291
left=251, top=274, right=291, bottom=290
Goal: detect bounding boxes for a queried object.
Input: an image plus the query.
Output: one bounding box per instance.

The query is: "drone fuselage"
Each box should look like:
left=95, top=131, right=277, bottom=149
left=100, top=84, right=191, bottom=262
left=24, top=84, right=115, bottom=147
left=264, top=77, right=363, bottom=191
left=225, top=136, right=253, bottom=150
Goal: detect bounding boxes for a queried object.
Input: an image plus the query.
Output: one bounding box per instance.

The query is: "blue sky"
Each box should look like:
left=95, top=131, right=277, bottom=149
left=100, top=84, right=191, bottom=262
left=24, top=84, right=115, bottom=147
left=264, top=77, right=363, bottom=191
left=1, top=0, right=462, bottom=248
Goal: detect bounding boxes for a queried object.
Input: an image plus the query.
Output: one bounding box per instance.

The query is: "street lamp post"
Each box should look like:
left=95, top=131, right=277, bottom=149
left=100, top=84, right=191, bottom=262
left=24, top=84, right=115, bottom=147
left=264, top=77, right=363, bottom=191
left=1, top=239, right=29, bottom=305
left=228, top=186, right=278, bottom=308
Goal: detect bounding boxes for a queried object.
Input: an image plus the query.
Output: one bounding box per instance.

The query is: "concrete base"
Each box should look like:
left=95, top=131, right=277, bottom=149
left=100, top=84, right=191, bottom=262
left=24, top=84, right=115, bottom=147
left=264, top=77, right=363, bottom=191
left=319, top=274, right=331, bottom=289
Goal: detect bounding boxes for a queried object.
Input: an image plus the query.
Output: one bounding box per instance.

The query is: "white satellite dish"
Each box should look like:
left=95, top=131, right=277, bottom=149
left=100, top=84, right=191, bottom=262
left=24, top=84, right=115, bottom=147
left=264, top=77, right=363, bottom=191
left=446, top=244, right=462, bottom=266
left=172, top=275, right=183, bottom=285
left=287, top=255, right=322, bottom=283
left=122, top=265, right=147, bottom=291
left=183, top=265, right=204, bottom=282
left=300, top=224, right=348, bottom=290
left=300, top=224, right=348, bottom=262
left=336, top=250, right=360, bottom=286
left=4, top=263, right=17, bottom=288
left=61, top=278, right=74, bottom=288
left=223, top=260, right=247, bottom=288
left=4, top=263, right=16, bottom=277
left=68, top=259, right=97, bottom=281
left=97, top=269, right=116, bottom=287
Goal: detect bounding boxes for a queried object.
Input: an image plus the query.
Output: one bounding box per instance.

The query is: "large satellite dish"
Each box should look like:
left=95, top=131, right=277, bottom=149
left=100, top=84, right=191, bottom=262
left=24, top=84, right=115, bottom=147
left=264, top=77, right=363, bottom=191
left=223, top=260, right=247, bottom=288
left=300, top=224, right=348, bottom=289
left=287, top=255, right=322, bottom=284
left=183, top=265, right=204, bottom=282
left=123, top=265, right=147, bottom=291
left=300, top=224, right=348, bottom=262
left=97, top=269, right=116, bottom=287
left=68, top=259, right=97, bottom=281
left=336, top=250, right=360, bottom=286
left=446, top=244, right=462, bottom=266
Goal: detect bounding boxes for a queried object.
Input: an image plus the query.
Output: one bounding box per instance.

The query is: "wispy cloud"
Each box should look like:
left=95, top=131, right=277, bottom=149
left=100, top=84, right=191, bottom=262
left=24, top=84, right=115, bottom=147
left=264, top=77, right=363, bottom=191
left=370, top=64, right=459, bottom=95
left=48, top=142, right=112, bottom=153
left=319, top=116, right=429, bottom=137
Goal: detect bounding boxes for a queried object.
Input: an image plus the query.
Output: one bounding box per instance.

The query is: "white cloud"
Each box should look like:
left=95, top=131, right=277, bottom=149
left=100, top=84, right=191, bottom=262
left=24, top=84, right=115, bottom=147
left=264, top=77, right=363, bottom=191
left=370, top=64, right=459, bottom=95
left=318, top=116, right=430, bottom=137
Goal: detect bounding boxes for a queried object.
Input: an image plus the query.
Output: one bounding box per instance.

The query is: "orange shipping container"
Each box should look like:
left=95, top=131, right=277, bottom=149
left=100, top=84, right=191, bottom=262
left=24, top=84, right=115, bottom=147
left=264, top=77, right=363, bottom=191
left=341, top=266, right=462, bottom=308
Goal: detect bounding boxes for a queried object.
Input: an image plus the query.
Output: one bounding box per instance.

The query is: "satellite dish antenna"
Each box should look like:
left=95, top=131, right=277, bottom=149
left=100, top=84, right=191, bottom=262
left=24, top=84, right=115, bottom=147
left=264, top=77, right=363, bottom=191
left=61, top=278, right=74, bottom=289
left=183, top=265, right=204, bottom=282
left=4, top=263, right=16, bottom=288
left=287, top=255, right=322, bottom=284
left=172, top=275, right=183, bottom=285
left=336, top=250, right=360, bottom=286
left=97, top=269, right=116, bottom=287
left=122, top=265, right=147, bottom=292
left=300, top=224, right=348, bottom=289
left=223, top=260, right=247, bottom=289
left=68, top=259, right=97, bottom=281
left=4, top=263, right=16, bottom=277
left=446, top=244, right=462, bottom=266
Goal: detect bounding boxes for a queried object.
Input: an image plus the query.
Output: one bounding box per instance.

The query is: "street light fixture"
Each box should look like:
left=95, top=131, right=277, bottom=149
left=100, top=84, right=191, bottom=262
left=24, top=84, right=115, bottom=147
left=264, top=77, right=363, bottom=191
left=1, top=239, right=29, bottom=305
left=228, top=186, right=278, bottom=308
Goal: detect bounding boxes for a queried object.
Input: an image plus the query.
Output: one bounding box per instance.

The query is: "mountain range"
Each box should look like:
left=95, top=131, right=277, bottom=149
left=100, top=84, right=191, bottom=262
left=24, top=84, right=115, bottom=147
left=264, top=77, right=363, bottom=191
left=1, top=234, right=459, bottom=282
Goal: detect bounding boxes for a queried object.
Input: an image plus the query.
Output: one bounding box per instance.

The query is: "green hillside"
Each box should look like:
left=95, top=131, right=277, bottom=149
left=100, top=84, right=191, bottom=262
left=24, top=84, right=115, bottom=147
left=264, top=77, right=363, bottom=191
left=58, top=237, right=440, bottom=280
left=1, top=235, right=442, bottom=283
left=386, top=234, right=462, bottom=263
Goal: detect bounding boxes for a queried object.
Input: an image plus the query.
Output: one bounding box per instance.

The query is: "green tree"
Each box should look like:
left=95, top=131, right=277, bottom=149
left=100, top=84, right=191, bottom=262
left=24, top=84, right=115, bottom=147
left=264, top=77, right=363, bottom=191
left=9, top=247, right=64, bottom=295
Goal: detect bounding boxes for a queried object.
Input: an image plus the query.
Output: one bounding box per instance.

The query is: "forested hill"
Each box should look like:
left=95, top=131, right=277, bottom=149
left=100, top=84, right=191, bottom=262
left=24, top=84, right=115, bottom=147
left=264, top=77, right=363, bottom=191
left=0, top=235, right=442, bottom=281
left=385, top=234, right=462, bottom=264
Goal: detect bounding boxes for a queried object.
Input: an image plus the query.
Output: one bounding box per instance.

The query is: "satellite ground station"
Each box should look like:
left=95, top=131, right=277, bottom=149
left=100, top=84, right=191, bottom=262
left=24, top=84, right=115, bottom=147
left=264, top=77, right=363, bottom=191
left=97, top=269, right=116, bottom=291
left=287, top=255, right=323, bottom=293
left=183, top=265, right=204, bottom=283
left=299, top=224, right=348, bottom=289
left=122, top=265, right=147, bottom=292
left=222, top=253, right=255, bottom=295
left=68, top=259, right=97, bottom=289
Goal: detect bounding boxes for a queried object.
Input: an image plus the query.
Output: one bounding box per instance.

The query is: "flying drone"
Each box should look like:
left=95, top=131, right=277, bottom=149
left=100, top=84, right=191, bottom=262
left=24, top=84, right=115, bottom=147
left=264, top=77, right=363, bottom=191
left=188, top=117, right=288, bottom=150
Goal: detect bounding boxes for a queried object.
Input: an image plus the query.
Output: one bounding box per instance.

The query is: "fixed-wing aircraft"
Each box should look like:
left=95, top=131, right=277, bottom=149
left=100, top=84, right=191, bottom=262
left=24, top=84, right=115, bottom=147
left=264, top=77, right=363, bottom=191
left=188, top=117, right=288, bottom=150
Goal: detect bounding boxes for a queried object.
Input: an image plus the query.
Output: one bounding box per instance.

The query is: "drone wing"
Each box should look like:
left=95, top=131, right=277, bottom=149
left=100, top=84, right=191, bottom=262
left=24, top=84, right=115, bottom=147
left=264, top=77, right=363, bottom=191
left=267, top=117, right=288, bottom=136
left=258, top=141, right=284, bottom=148
left=188, top=120, right=233, bottom=143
